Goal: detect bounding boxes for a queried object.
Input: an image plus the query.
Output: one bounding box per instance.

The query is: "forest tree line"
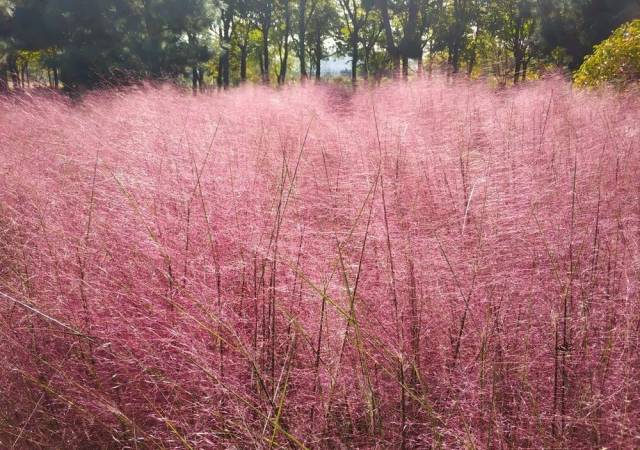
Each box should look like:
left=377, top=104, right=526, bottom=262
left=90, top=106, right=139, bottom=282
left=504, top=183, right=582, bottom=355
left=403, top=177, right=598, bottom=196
left=0, top=0, right=639, bottom=91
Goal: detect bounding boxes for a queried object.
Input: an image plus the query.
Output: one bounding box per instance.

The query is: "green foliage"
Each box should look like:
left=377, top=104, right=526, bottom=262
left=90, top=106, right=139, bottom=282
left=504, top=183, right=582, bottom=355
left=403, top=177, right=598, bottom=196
left=539, top=0, right=639, bottom=69
left=0, top=1, right=13, bottom=60
left=574, top=19, right=640, bottom=87
left=1, top=0, right=220, bottom=90
left=1, top=0, right=638, bottom=90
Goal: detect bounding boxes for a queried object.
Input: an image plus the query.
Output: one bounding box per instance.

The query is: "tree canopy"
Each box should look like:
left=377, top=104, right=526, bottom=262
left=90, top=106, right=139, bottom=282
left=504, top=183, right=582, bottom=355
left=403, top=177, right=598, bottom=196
left=574, top=19, right=640, bottom=87
left=0, top=0, right=638, bottom=91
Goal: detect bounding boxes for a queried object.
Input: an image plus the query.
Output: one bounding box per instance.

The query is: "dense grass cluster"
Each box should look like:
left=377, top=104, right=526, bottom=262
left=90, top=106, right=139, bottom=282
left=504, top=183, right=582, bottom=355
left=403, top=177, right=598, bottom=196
left=1, top=78, right=639, bottom=449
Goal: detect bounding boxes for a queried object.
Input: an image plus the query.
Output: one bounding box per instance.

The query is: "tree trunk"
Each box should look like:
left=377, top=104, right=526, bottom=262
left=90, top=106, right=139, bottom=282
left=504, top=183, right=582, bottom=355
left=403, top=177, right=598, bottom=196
left=401, top=0, right=420, bottom=79
left=392, top=55, right=401, bottom=77
left=513, top=48, right=522, bottom=84
left=513, top=23, right=523, bottom=84
left=363, top=48, right=370, bottom=80
left=379, top=0, right=400, bottom=78
left=53, top=67, right=59, bottom=89
left=222, top=50, right=230, bottom=88
left=262, top=30, right=270, bottom=84
left=8, top=53, right=19, bottom=90
left=299, top=0, right=307, bottom=80
left=451, top=44, right=461, bottom=74
left=522, top=56, right=530, bottom=82
left=261, top=5, right=272, bottom=84
left=450, top=0, right=464, bottom=74
left=198, top=69, right=205, bottom=92
left=1, top=64, right=9, bottom=92
left=351, top=29, right=359, bottom=83
left=467, top=26, right=479, bottom=77
left=240, top=44, right=248, bottom=82
left=428, top=41, right=435, bottom=78
left=259, top=51, right=265, bottom=79
left=467, top=52, right=475, bottom=76
left=142, top=0, right=163, bottom=77
left=193, top=67, right=199, bottom=94
left=315, top=29, right=322, bottom=80
left=222, top=14, right=232, bottom=88
left=278, top=0, right=291, bottom=85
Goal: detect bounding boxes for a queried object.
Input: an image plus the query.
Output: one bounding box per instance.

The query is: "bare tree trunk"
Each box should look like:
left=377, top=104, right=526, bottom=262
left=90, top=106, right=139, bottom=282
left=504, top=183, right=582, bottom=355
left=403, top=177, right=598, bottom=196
left=240, top=44, right=248, bottom=82
left=261, top=4, right=272, bottom=84
left=467, top=53, right=476, bottom=76
left=514, top=49, right=522, bottom=84
left=193, top=67, right=199, bottom=94
left=299, top=0, right=308, bottom=80
left=513, top=23, right=523, bottom=84
left=428, top=42, right=435, bottom=78
left=20, top=63, right=26, bottom=89
left=198, top=69, right=205, bottom=92
left=315, top=29, right=322, bottom=80
left=222, top=12, right=232, bottom=88
left=142, top=0, right=163, bottom=77
left=467, top=25, right=479, bottom=76
left=451, top=44, right=461, bottom=74
left=363, top=48, right=370, bottom=80
left=351, top=28, right=359, bottom=83
left=522, top=56, right=530, bottom=82
left=450, top=0, right=465, bottom=74
left=259, top=51, right=265, bottom=79
left=222, top=49, right=230, bottom=88
left=1, top=64, right=9, bottom=92
left=401, top=0, right=419, bottom=80
left=278, top=0, right=291, bottom=85
left=8, top=53, right=19, bottom=90
left=379, top=0, right=400, bottom=78
left=262, top=31, right=270, bottom=84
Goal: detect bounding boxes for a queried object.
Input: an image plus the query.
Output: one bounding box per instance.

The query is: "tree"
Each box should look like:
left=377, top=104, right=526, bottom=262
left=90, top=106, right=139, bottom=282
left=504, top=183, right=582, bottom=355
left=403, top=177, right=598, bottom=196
left=255, top=0, right=273, bottom=83
left=2, top=0, right=219, bottom=91
left=359, top=8, right=384, bottom=78
left=539, top=0, right=640, bottom=70
left=574, top=19, right=640, bottom=87
left=232, top=0, right=256, bottom=82
left=2, top=0, right=638, bottom=91
left=377, top=0, right=401, bottom=75
left=296, top=0, right=321, bottom=80
left=489, top=0, right=537, bottom=83
left=307, top=0, right=338, bottom=79
left=274, top=0, right=292, bottom=84
left=145, top=0, right=219, bottom=91
left=216, top=0, right=233, bottom=88
left=0, top=0, right=14, bottom=91
left=463, top=0, right=487, bottom=75
left=448, top=0, right=470, bottom=73
left=337, top=0, right=375, bottom=82
left=376, top=0, right=431, bottom=78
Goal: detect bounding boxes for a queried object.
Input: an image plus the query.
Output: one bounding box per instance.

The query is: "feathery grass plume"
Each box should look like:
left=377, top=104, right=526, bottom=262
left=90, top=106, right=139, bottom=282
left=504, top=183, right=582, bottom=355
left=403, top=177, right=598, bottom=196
left=1, top=77, right=640, bottom=448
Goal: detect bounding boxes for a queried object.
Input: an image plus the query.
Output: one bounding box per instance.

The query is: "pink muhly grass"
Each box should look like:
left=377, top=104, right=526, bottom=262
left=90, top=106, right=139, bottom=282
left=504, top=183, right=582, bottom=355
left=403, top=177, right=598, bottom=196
left=0, top=78, right=639, bottom=448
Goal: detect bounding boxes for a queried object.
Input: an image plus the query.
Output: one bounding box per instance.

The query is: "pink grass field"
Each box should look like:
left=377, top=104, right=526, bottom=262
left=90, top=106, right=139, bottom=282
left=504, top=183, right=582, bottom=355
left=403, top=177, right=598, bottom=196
left=1, top=78, right=639, bottom=449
